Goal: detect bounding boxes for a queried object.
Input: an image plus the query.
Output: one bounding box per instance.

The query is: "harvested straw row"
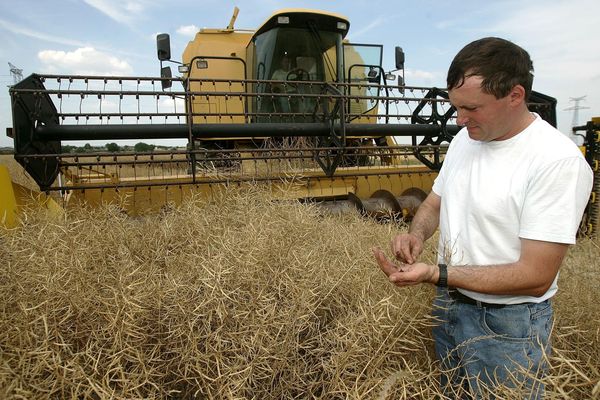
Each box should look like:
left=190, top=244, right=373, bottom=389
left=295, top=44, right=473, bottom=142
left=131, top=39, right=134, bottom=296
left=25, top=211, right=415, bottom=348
left=0, top=187, right=598, bottom=399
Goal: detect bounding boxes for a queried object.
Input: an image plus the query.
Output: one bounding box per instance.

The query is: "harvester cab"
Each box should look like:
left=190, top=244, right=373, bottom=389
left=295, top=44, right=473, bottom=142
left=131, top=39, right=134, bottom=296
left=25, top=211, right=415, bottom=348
left=4, top=8, right=590, bottom=233
left=156, top=9, right=399, bottom=133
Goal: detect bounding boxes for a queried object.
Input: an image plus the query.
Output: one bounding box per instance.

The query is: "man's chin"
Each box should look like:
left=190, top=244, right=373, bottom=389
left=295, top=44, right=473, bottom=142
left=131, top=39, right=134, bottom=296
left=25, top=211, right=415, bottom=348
left=467, top=127, right=481, bottom=140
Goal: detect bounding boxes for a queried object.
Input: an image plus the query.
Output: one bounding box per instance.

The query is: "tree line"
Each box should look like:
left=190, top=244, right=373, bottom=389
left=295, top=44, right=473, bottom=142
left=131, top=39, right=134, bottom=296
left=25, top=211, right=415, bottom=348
left=61, top=142, right=175, bottom=153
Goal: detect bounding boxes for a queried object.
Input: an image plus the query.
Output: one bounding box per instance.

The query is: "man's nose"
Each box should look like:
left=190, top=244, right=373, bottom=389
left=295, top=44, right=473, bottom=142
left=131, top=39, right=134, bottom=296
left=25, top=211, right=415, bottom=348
left=456, top=110, right=469, bottom=126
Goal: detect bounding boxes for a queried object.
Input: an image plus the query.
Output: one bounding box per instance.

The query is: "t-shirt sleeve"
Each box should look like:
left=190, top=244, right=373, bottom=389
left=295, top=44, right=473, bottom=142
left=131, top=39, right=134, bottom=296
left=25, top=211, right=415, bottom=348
left=431, top=165, right=445, bottom=196
left=431, top=139, right=458, bottom=197
left=519, top=156, right=593, bottom=244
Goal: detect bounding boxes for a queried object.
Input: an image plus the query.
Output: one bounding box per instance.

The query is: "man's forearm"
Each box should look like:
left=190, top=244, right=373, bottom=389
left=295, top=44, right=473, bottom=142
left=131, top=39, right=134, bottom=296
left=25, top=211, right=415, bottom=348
left=443, top=239, right=568, bottom=297
left=447, top=262, right=551, bottom=297
left=408, top=196, right=440, bottom=243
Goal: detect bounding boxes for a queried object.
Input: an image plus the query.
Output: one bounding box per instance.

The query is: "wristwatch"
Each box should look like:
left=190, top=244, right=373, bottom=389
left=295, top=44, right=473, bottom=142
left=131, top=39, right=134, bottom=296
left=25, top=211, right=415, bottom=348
left=436, top=263, right=448, bottom=287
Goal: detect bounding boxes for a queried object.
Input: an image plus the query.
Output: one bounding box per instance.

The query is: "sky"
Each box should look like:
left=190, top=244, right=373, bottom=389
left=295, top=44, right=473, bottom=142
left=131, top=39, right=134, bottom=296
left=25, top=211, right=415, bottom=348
left=0, top=0, right=598, bottom=148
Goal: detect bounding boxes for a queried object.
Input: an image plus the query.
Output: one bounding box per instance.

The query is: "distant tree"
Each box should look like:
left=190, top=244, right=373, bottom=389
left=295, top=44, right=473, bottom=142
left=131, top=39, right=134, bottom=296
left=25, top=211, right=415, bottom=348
left=83, top=143, right=93, bottom=152
left=134, top=142, right=155, bottom=152
left=106, top=142, right=120, bottom=152
left=61, top=145, right=76, bottom=154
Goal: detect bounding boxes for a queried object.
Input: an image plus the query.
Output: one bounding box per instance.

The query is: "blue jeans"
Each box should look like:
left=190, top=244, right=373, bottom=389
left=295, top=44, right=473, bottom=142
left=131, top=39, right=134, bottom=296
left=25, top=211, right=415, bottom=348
left=432, top=288, right=553, bottom=399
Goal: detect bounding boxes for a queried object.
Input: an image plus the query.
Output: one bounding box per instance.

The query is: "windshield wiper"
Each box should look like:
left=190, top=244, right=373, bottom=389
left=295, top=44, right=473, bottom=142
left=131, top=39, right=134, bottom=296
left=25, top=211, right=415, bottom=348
left=307, top=21, right=336, bottom=79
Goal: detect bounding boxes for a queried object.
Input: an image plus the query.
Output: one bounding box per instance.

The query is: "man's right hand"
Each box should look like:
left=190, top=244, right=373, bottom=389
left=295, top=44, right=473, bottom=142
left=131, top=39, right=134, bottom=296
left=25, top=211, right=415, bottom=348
left=391, top=233, right=424, bottom=264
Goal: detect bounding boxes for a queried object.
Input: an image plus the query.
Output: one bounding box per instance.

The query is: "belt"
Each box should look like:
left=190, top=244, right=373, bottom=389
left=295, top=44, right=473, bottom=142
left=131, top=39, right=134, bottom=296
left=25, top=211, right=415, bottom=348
left=448, top=289, right=508, bottom=309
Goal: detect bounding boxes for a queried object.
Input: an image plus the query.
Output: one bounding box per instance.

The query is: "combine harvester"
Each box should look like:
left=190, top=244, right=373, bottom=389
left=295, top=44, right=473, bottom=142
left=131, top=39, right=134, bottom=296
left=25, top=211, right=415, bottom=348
left=2, top=8, right=597, bottom=234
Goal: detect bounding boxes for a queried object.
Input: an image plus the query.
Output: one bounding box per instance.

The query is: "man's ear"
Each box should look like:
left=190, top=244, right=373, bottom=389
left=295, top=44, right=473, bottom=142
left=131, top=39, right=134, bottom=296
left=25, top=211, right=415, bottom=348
left=509, top=84, right=527, bottom=106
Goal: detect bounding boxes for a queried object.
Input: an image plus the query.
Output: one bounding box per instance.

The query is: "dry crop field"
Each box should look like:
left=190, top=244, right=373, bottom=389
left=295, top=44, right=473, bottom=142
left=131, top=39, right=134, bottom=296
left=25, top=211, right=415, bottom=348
left=0, top=157, right=599, bottom=399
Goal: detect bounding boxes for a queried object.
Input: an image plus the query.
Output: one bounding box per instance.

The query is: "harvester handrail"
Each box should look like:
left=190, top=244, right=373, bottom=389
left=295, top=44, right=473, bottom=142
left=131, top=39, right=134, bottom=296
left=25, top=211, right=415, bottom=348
left=10, top=87, right=454, bottom=105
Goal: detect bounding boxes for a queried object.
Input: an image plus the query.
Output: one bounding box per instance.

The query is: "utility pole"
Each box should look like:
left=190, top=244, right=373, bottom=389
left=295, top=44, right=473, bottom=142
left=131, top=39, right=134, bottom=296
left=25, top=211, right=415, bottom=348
left=8, top=62, right=23, bottom=85
left=564, top=96, right=590, bottom=145
left=564, top=95, right=590, bottom=128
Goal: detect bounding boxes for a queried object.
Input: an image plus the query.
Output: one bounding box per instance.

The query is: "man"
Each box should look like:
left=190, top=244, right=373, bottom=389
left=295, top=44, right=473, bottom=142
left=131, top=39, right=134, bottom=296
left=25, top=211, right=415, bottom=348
left=271, top=55, right=293, bottom=84
left=271, top=55, right=294, bottom=114
left=373, top=37, right=593, bottom=398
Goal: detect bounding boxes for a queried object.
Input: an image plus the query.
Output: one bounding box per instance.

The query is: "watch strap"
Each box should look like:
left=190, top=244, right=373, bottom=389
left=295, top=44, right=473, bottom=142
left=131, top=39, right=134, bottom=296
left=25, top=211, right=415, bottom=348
left=436, top=263, right=448, bottom=287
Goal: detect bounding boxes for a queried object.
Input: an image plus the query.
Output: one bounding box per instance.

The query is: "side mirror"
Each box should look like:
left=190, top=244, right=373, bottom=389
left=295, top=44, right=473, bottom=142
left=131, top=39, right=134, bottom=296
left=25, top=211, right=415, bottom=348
left=160, top=66, right=172, bottom=90
left=395, top=46, right=405, bottom=70
left=397, top=74, right=405, bottom=95
left=157, top=33, right=171, bottom=61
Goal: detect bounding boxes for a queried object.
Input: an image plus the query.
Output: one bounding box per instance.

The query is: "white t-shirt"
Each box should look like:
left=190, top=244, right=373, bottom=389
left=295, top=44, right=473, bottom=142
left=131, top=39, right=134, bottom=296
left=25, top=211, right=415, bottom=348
left=271, top=69, right=288, bottom=81
left=432, top=114, right=593, bottom=304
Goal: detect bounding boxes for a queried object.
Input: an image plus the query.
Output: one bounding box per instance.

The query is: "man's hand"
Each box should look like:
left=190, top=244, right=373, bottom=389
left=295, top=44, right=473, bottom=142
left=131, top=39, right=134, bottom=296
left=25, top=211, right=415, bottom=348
left=372, top=248, right=437, bottom=287
left=391, top=233, right=424, bottom=264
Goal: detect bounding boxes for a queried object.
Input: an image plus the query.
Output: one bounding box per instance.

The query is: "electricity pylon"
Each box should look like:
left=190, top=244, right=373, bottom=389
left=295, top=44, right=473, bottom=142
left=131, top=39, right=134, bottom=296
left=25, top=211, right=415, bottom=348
left=8, top=62, right=23, bottom=85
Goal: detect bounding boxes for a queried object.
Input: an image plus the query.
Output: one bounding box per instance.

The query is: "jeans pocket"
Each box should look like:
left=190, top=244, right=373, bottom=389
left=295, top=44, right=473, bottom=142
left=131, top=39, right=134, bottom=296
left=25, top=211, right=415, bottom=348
left=530, top=300, right=552, bottom=320
left=481, top=305, right=532, bottom=342
left=530, top=301, right=553, bottom=341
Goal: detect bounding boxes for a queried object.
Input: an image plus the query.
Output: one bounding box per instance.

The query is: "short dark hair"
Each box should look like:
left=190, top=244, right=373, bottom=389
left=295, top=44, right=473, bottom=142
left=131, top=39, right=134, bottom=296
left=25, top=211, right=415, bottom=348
left=447, top=37, right=534, bottom=99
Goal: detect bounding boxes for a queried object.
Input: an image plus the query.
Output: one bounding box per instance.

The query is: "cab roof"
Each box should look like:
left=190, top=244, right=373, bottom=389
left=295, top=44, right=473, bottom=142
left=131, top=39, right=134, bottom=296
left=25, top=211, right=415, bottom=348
left=254, top=8, right=350, bottom=38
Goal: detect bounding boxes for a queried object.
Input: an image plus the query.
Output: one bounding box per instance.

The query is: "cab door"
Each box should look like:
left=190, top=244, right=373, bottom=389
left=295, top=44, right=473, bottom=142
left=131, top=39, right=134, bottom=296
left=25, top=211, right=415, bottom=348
left=343, top=43, right=383, bottom=122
